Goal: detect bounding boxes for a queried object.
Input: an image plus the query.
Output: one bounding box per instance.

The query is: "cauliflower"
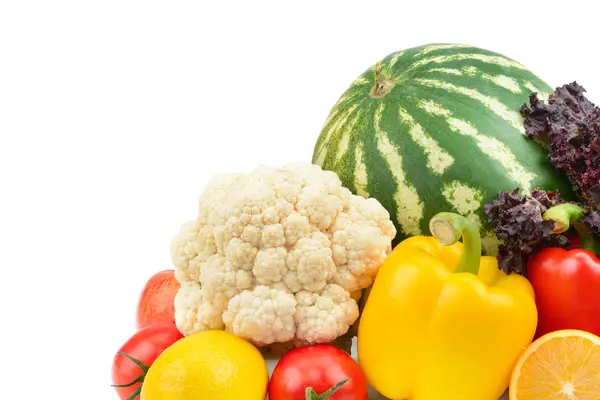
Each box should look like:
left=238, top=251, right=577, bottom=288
left=171, top=162, right=396, bottom=350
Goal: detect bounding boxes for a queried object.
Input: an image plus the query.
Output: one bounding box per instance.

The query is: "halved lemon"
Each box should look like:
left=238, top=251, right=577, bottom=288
left=510, top=329, right=600, bottom=399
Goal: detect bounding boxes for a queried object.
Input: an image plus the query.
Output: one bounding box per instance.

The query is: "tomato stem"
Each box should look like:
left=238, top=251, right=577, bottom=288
left=126, top=386, right=142, bottom=400
left=111, top=375, right=144, bottom=388
left=305, top=378, right=350, bottom=400
left=111, top=352, right=149, bottom=400
left=115, top=351, right=150, bottom=373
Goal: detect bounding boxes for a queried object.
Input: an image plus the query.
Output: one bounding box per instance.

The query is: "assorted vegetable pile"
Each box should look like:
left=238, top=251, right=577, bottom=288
left=111, top=43, right=600, bottom=400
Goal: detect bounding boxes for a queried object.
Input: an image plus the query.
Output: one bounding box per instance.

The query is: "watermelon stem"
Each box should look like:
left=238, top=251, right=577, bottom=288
left=429, top=212, right=481, bottom=275
left=370, top=62, right=395, bottom=98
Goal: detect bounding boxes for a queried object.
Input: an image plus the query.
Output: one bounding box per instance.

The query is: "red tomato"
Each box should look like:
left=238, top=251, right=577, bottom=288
left=136, top=269, right=180, bottom=329
left=111, top=325, right=184, bottom=400
left=268, top=344, right=368, bottom=400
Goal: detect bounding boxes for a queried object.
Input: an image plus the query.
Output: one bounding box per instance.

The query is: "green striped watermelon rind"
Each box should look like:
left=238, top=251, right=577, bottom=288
left=312, top=43, right=575, bottom=254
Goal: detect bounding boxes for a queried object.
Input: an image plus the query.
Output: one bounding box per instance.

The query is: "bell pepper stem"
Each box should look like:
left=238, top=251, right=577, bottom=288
left=429, top=212, right=481, bottom=275
left=543, top=203, right=584, bottom=234
left=543, top=204, right=600, bottom=253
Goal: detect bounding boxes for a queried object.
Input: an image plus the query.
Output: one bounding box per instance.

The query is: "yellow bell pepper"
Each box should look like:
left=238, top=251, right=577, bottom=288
left=357, top=212, right=537, bottom=400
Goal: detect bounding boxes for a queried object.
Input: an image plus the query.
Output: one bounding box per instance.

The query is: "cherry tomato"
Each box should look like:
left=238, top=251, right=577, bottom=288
left=111, top=325, right=184, bottom=400
left=268, top=344, right=368, bottom=400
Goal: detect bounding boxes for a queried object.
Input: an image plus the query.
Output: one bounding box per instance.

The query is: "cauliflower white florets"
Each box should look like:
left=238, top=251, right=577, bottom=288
left=171, top=162, right=396, bottom=348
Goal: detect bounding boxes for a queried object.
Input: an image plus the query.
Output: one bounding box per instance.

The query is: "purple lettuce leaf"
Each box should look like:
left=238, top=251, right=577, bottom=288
left=520, top=82, right=600, bottom=207
left=484, top=188, right=569, bottom=275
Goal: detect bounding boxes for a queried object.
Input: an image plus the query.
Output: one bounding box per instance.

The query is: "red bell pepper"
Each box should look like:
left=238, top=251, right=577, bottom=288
left=528, top=247, right=600, bottom=338
left=565, top=234, right=582, bottom=250
left=527, top=203, right=600, bottom=338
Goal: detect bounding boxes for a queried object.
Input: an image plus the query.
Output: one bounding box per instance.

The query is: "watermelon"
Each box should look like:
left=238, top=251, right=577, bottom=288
left=312, top=43, right=575, bottom=254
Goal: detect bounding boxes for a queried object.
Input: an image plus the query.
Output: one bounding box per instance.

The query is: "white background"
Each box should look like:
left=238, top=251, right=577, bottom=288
left=1, top=1, right=598, bottom=399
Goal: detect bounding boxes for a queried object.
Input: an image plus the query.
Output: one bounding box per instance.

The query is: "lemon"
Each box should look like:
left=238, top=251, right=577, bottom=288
left=141, top=330, right=269, bottom=400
